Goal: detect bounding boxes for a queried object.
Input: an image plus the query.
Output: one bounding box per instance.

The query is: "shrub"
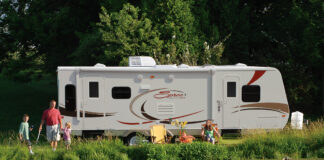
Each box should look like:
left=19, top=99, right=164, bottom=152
left=317, top=147, right=324, bottom=158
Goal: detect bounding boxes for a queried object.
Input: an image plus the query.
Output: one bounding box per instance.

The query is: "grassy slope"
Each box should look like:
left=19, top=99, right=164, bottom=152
left=0, top=75, right=57, bottom=131
left=0, top=130, right=323, bottom=160
left=0, top=122, right=323, bottom=160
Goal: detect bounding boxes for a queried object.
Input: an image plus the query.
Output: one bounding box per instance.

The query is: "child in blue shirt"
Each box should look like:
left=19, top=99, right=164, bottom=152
left=19, top=114, right=34, bottom=155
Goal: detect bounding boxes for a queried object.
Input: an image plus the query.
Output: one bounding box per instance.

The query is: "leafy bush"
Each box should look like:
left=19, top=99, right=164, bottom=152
left=317, top=147, right=324, bottom=158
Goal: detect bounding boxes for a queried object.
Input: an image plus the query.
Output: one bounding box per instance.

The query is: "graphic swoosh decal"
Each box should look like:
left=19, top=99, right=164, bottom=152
left=187, top=120, right=207, bottom=124
left=232, top=102, right=289, bottom=114
left=242, top=103, right=289, bottom=113
left=168, top=110, right=204, bottom=120
left=141, top=101, right=159, bottom=120
left=129, top=88, right=167, bottom=120
left=160, top=120, right=206, bottom=124
left=117, top=121, right=140, bottom=125
left=118, top=110, right=204, bottom=125
left=232, top=108, right=286, bottom=114
left=59, top=107, right=116, bottom=117
left=247, top=70, right=266, bottom=85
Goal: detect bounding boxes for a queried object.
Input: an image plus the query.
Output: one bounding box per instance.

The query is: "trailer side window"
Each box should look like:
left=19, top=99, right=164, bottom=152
left=227, top=82, right=236, bottom=97
left=112, top=87, right=131, bottom=99
left=89, top=82, right=99, bottom=98
left=242, top=85, right=260, bottom=102
left=65, top=85, right=76, bottom=111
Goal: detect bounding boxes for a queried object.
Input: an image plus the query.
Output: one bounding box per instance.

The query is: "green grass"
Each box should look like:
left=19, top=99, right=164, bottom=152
left=220, top=138, right=243, bottom=145
left=0, top=121, right=323, bottom=160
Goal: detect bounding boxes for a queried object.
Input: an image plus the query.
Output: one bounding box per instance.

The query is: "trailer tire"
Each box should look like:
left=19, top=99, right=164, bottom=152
left=170, top=135, right=176, bottom=143
left=125, top=133, right=147, bottom=146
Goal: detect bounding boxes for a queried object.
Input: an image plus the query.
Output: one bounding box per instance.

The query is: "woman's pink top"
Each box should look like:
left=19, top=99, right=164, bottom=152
left=63, top=128, right=71, bottom=140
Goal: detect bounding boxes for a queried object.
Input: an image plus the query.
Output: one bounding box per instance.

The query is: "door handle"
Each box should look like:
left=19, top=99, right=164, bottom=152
left=217, top=100, right=221, bottom=112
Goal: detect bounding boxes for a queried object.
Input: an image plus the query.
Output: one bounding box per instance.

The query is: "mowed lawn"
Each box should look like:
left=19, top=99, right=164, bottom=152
left=220, top=138, right=243, bottom=145
left=0, top=75, right=57, bottom=131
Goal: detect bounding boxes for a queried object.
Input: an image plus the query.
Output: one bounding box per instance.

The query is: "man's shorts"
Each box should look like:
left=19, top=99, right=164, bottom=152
left=46, top=124, right=60, bottom=142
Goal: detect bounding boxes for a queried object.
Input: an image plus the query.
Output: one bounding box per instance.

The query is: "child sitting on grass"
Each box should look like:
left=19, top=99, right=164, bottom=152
left=201, top=120, right=221, bottom=144
left=63, top=122, right=72, bottom=150
left=19, top=114, right=34, bottom=155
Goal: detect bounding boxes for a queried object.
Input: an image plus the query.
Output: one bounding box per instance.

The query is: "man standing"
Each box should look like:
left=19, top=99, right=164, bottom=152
left=39, top=100, right=63, bottom=151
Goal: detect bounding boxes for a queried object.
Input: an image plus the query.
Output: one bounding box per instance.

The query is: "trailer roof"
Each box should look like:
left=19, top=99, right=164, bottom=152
left=57, top=64, right=277, bottom=72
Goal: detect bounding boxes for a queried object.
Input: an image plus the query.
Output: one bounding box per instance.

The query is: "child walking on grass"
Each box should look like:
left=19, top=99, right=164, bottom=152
left=63, top=122, right=72, bottom=150
left=19, top=114, right=34, bottom=155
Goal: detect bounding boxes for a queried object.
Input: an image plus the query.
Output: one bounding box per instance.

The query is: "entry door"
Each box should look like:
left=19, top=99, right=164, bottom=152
left=222, top=76, right=240, bottom=128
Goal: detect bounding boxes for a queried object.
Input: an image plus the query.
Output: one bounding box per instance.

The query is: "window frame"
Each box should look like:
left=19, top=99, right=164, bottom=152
left=112, top=86, right=131, bottom=99
left=241, top=85, right=261, bottom=102
left=227, top=81, right=237, bottom=98
left=89, top=81, right=99, bottom=98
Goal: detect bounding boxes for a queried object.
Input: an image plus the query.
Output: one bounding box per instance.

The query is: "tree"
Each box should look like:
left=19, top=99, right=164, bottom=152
left=222, top=0, right=324, bottom=115
left=73, top=3, right=163, bottom=66
left=147, top=0, right=201, bottom=65
left=0, top=0, right=101, bottom=80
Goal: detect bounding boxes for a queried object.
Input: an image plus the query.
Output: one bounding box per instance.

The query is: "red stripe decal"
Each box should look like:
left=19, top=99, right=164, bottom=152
left=247, top=70, right=266, bottom=85
left=164, top=110, right=204, bottom=120
left=117, top=110, right=204, bottom=125
left=142, top=121, right=154, bottom=124
left=117, top=121, right=140, bottom=125
left=117, top=120, right=154, bottom=125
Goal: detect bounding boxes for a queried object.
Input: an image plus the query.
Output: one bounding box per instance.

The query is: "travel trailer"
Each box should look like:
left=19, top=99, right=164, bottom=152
left=57, top=56, right=289, bottom=144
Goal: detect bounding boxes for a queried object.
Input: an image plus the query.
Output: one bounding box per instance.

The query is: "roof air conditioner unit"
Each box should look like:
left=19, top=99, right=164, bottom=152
left=129, top=56, right=156, bottom=67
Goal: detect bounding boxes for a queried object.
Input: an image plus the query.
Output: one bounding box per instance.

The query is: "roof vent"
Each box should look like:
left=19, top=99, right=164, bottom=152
left=94, top=63, right=106, bottom=67
left=129, top=56, right=156, bottom=67
left=235, top=63, right=247, bottom=66
left=178, top=64, right=189, bottom=68
left=154, top=65, right=177, bottom=69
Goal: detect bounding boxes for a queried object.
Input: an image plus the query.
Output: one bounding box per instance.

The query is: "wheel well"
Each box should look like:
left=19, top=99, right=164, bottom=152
left=126, top=132, right=137, bottom=138
left=82, top=130, right=104, bottom=138
left=123, top=130, right=150, bottom=138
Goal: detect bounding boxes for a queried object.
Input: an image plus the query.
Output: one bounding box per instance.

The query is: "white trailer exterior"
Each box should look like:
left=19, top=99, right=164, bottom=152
left=57, top=57, right=289, bottom=140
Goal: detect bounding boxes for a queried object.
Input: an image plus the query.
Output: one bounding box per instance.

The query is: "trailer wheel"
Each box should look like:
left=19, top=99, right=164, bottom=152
left=170, top=135, right=176, bottom=143
left=125, top=133, right=148, bottom=146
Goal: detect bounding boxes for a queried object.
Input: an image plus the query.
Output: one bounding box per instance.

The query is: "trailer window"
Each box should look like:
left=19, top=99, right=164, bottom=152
left=89, top=82, right=99, bottom=98
left=65, top=85, right=76, bottom=111
left=242, top=85, right=260, bottom=102
left=227, top=82, right=236, bottom=97
left=112, top=87, right=131, bottom=99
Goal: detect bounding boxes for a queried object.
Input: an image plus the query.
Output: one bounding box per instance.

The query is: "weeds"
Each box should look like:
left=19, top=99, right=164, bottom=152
left=0, top=120, right=323, bottom=159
